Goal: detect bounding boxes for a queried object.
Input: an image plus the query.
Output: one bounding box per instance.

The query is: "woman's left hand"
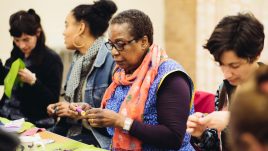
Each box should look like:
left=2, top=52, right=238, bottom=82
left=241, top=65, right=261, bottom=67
left=198, top=111, right=230, bottom=131
left=85, top=108, right=125, bottom=128
left=18, top=68, right=36, bottom=85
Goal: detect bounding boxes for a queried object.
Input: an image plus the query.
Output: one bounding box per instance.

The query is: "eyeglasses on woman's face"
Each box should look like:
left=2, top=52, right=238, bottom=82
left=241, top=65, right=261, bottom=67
left=105, top=38, right=136, bottom=52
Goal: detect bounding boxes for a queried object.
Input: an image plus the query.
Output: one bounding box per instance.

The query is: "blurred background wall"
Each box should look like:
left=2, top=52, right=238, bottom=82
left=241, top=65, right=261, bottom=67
left=0, top=0, right=268, bottom=96
left=0, top=0, right=164, bottom=95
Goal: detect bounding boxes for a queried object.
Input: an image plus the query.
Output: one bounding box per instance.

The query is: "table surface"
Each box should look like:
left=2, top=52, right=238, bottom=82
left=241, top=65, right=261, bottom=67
left=0, top=117, right=106, bottom=151
left=38, top=131, right=106, bottom=151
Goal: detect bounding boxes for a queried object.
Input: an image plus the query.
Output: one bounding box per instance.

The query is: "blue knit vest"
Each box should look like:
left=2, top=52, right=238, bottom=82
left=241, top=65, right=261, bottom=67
left=106, top=59, right=195, bottom=151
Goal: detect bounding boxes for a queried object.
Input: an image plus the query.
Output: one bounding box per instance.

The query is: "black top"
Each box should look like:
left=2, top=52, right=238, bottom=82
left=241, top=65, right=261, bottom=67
left=0, top=59, right=4, bottom=82
left=129, top=72, right=191, bottom=149
left=0, top=47, right=63, bottom=128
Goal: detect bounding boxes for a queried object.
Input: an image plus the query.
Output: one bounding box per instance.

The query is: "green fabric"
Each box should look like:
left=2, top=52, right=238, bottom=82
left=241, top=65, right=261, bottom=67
left=44, top=140, right=107, bottom=151
left=19, top=121, right=35, bottom=133
left=4, top=58, right=25, bottom=98
left=0, top=118, right=106, bottom=151
left=0, top=117, right=9, bottom=123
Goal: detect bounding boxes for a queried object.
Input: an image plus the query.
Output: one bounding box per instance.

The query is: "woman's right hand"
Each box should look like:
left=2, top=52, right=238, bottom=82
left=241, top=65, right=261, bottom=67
left=186, top=112, right=207, bottom=138
left=47, top=103, right=57, bottom=116
left=198, top=111, right=230, bottom=132
left=68, top=103, right=92, bottom=119
left=18, top=68, right=36, bottom=85
left=55, top=101, right=71, bottom=117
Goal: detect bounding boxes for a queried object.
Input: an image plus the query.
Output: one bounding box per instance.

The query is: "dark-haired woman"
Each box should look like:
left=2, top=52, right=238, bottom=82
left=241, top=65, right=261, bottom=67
left=187, top=13, right=266, bottom=151
left=0, top=9, right=63, bottom=128
left=230, top=66, right=268, bottom=151
left=47, top=0, right=117, bottom=148
left=85, top=9, right=194, bottom=150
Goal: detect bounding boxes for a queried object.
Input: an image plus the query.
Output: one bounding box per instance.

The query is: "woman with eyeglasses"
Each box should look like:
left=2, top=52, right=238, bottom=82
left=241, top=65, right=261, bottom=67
left=85, top=9, right=195, bottom=150
left=0, top=9, right=63, bottom=128
left=187, top=13, right=266, bottom=151
left=46, top=0, right=117, bottom=149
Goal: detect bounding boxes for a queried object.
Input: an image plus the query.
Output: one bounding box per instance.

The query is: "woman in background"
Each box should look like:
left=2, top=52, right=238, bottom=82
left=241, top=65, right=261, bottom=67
left=0, top=9, right=63, bottom=128
left=47, top=0, right=117, bottom=148
left=230, top=66, right=268, bottom=151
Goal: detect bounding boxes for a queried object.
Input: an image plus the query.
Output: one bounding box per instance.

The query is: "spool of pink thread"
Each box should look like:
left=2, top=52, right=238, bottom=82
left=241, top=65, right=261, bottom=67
left=76, top=107, right=86, bottom=116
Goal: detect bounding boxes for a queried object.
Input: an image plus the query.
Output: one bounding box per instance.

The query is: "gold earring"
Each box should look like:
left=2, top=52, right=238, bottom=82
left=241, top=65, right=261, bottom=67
left=143, top=44, right=148, bottom=50
left=73, top=35, right=85, bottom=48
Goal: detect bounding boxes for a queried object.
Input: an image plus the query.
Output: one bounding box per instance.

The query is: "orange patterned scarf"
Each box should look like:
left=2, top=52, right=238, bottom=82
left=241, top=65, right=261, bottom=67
left=101, top=44, right=168, bottom=150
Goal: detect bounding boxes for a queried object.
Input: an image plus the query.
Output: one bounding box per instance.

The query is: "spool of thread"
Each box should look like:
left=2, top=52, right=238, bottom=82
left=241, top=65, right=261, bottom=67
left=201, top=113, right=208, bottom=118
left=76, top=107, right=86, bottom=116
left=53, top=106, right=58, bottom=115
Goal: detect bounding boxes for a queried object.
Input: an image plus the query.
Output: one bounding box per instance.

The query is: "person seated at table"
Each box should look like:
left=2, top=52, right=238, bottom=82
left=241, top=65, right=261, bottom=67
left=186, top=12, right=266, bottom=151
left=83, top=9, right=195, bottom=150
left=256, top=67, right=268, bottom=94
left=230, top=66, right=268, bottom=151
left=0, top=9, right=63, bottom=128
left=0, top=128, right=20, bottom=151
left=47, top=0, right=117, bottom=149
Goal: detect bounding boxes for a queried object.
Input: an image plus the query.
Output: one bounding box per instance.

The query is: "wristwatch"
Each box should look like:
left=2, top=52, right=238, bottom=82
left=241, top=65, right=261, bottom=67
left=123, top=117, right=133, bottom=131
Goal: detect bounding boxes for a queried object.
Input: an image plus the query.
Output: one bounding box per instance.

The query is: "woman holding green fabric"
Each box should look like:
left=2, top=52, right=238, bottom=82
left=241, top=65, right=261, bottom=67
left=0, top=9, right=63, bottom=128
left=83, top=9, right=195, bottom=150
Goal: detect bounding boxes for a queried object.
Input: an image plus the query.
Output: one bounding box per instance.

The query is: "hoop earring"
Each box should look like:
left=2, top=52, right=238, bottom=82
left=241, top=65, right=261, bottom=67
left=73, top=35, right=85, bottom=48
left=142, top=44, right=148, bottom=50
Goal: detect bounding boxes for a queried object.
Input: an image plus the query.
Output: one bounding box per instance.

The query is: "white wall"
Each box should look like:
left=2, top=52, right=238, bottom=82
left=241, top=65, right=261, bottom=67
left=0, top=0, right=164, bottom=96
left=196, top=0, right=268, bottom=93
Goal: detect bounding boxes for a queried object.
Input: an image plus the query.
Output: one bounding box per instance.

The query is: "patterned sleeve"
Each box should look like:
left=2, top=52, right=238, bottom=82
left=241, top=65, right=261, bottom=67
left=191, top=83, right=223, bottom=151
left=214, top=83, right=224, bottom=111
left=192, top=129, right=220, bottom=151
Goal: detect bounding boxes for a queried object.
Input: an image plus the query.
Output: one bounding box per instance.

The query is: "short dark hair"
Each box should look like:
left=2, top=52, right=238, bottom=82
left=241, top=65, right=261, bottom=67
left=203, top=13, right=264, bottom=63
left=256, top=66, right=268, bottom=93
left=72, top=0, right=117, bottom=38
left=9, top=9, right=46, bottom=62
left=110, top=9, right=154, bottom=45
left=230, top=66, right=268, bottom=150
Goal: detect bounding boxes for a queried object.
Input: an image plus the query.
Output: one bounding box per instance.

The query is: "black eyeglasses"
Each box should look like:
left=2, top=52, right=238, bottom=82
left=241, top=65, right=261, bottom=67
left=105, top=39, right=136, bottom=52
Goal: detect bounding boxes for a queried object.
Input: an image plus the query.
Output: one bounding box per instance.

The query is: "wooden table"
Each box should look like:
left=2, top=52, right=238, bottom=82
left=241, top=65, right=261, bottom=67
left=38, top=131, right=106, bottom=151
left=0, top=117, right=106, bottom=151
